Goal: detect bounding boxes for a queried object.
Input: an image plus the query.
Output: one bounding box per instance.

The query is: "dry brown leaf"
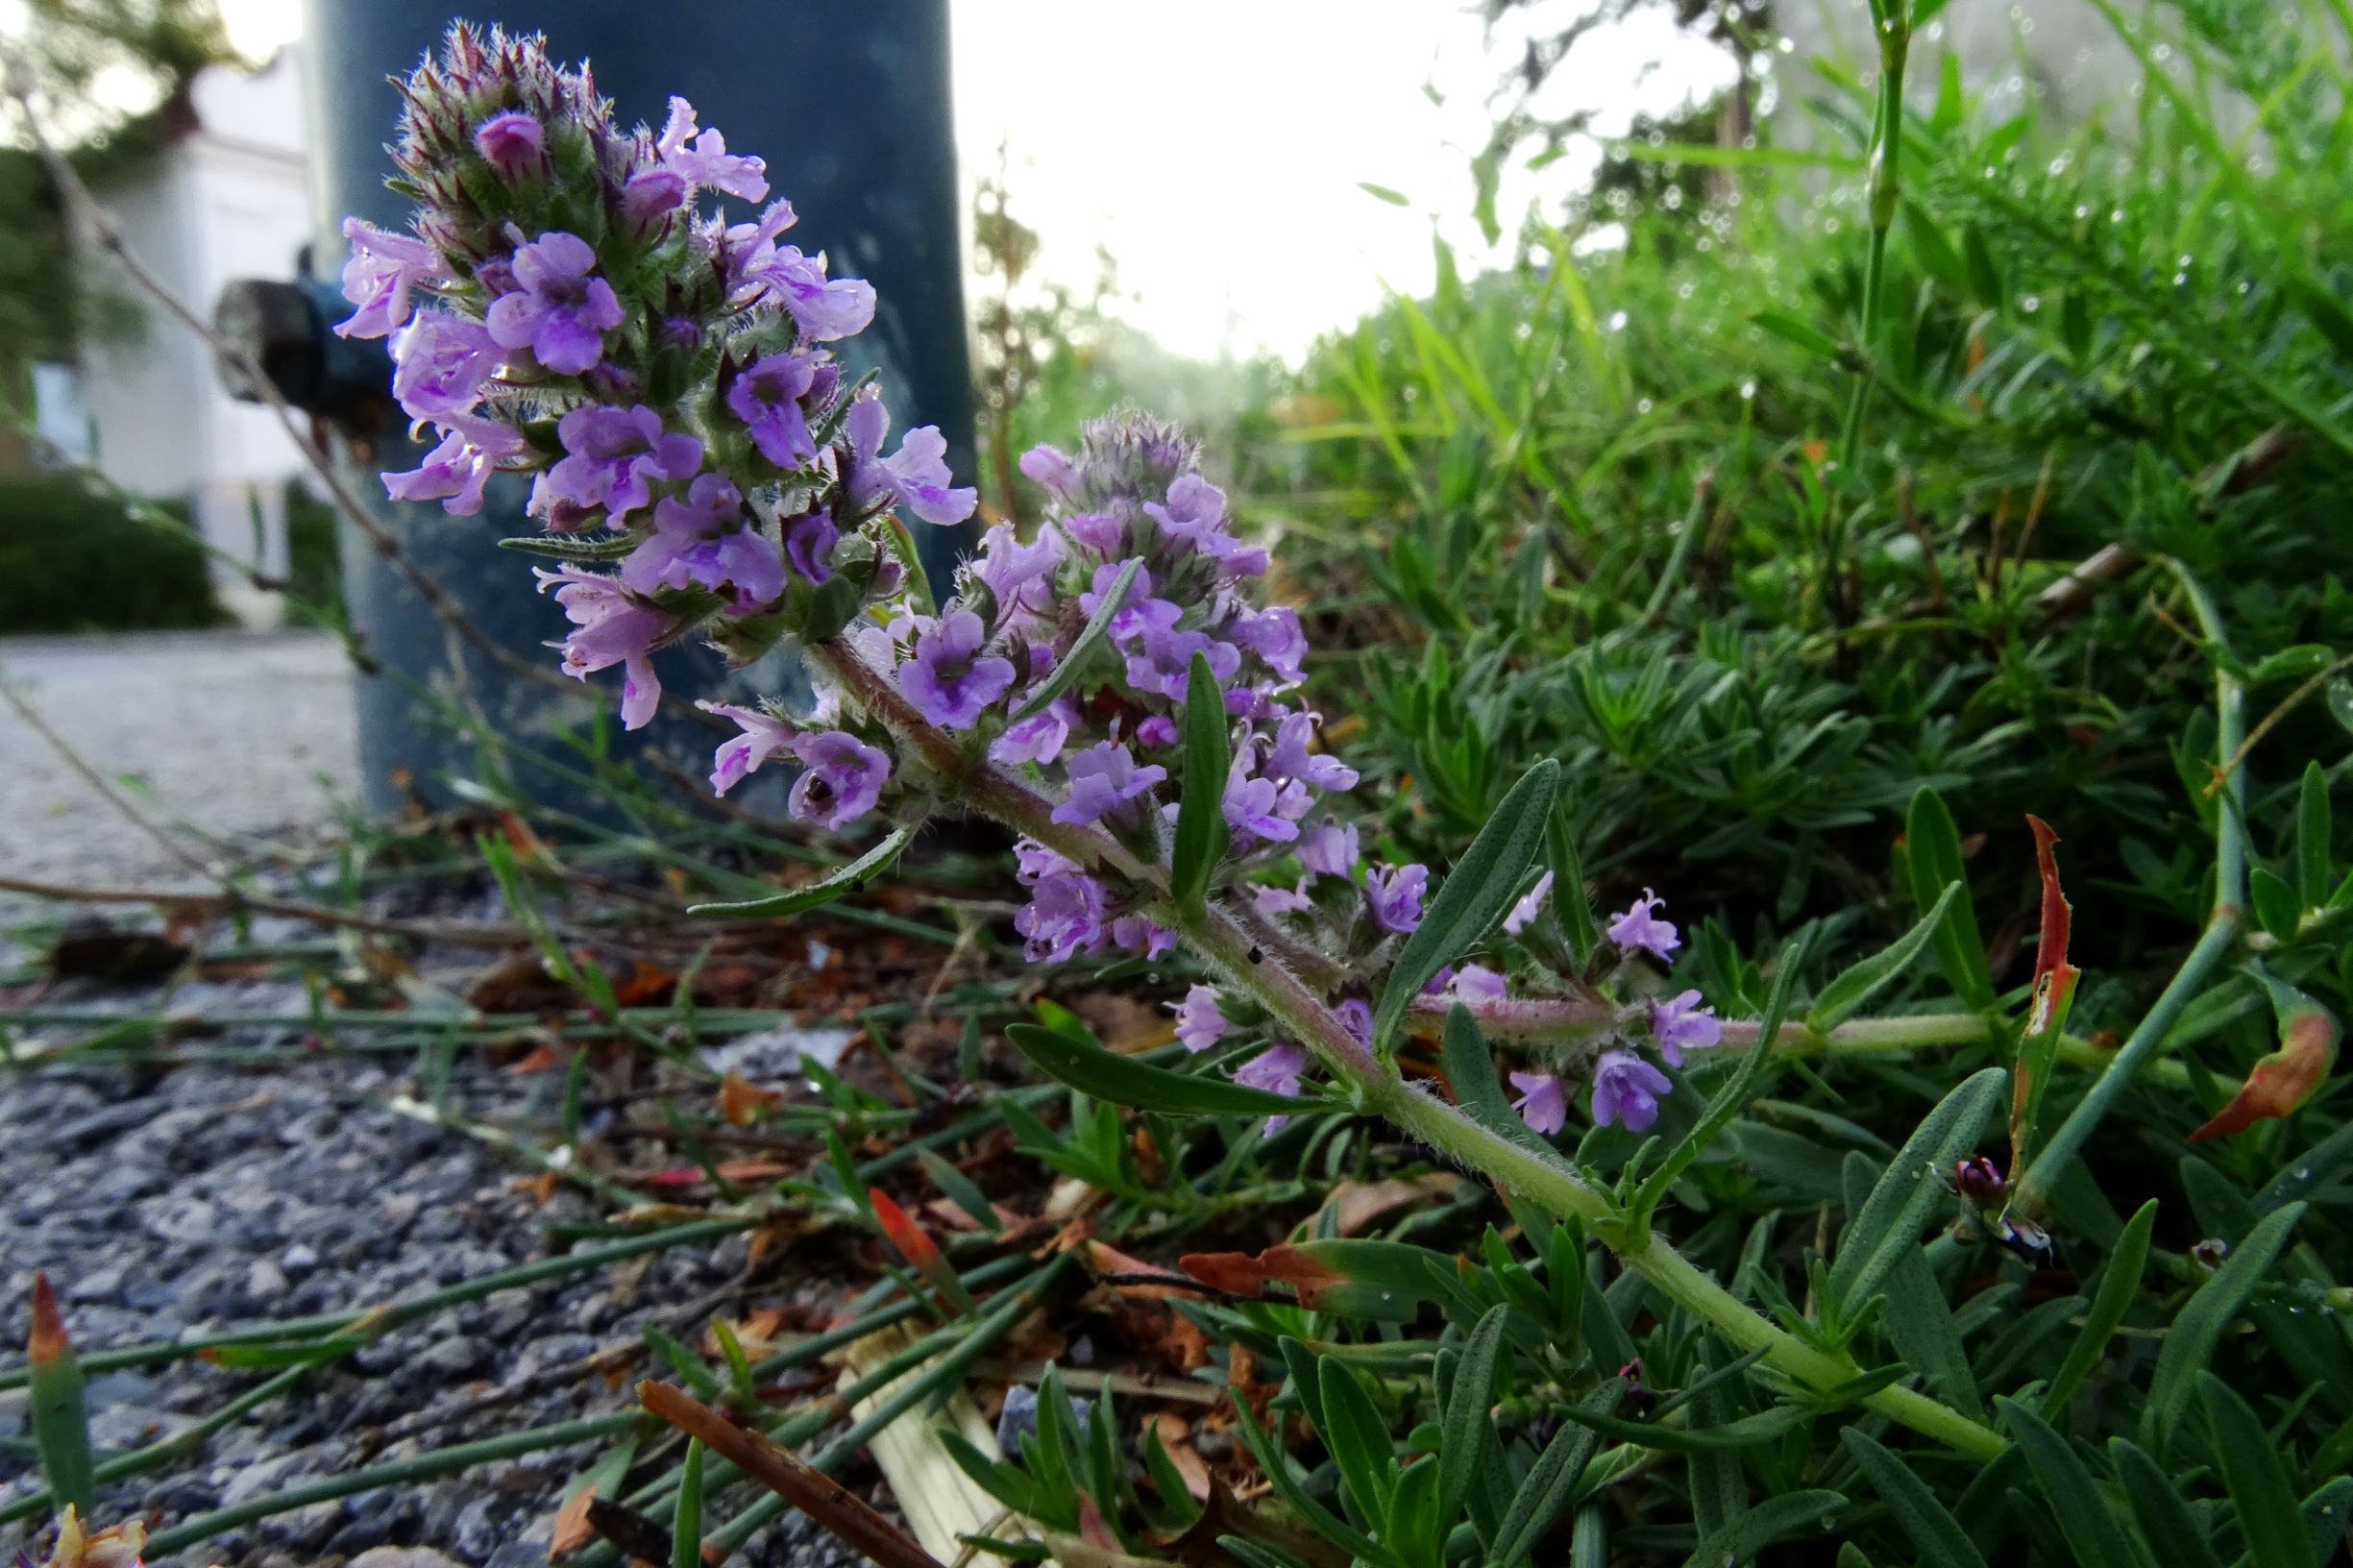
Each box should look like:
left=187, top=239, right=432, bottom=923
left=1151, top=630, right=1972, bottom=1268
left=1321, top=1173, right=1457, bottom=1237
left=718, top=1071, right=786, bottom=1126
left=548, top=1487, right=598, bottom=1559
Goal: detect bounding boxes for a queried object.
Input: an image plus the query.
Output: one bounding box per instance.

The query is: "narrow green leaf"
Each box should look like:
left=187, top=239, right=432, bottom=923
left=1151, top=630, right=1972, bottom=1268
left=2250, top=867, right=2300, bottom=942
left=1878, top=1234, right=1982, bottom=1419
left=1359, top=181, right=1411, bottom=206
left=672, top=1439, right=705, bottom=1568
left=2110, top=1437, right=2228, bottom=1568
left=689, top=825, right=916, bottom=917
left=1904, top=789, right=1995, bottom=1009
left=1009, top=556, right=1139, bottom=723
left=1170, top=649, right=1232, bottom=911
left=1549, top=1400, right=1813, bottom=1454
left=915, top=1148, right=1003, bottom=1235
left=1998, top=1399, right=2141, bottom=1568
left=1685, top=1383, right=1745, bottom=1541
left=1435, top=1306, right=1508, bottom=1526
left=1004, top=1022, right=1318, bottom=1118
left=2143, top=1202, right=2306, bottom=1457
left=496, top=532, right=638, bottom=561
left=1492, top=1378, right=1622, bottom=1566
left=1809, top=882, right=1961, bottom=1031
left=2199, top=1375, right=2311, bottom=1568
left=2290, top=276, right=2353, bottom=359
left=2297, top=761, right=2332, bottom=910
left=2300, top=1478, right=2353, bottom=1565
left=2041, top=1198, right=2156, bottom=1417
left=1544, top=809, right=1602, bottom=965
left=1316, top=1359, right=1398, bottom=1525
left=1679, top=1489, right=1847, bottom=1568
left=1231, top=1405, right=1393, bottom=1568
left=1751, top=309, right=1845, bottom=360
left=1839, top=1430, right=1990, bottom=1568
left=1372, top=759, right=1559, bottom=1055
left=1826, top=1067, right=2004, bottom=1324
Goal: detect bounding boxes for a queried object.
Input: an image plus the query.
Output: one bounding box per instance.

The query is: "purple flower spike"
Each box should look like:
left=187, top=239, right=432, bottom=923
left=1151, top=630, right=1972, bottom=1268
left=656, top=95, right=770, bottom=201
left=1265, top=712, right=1359, bottom=793
left=1145, top=474, right=1266, bottom=577
left=1126, top=625, right=1240, bottom=701
left=622, top=475, right=783, bottom=609
left=991, top=698, right=1076, bottom=768
left=727, top=353, right=819, bottom=468
left=969, top=524, right=1066, bottom=617
left=1455, top=965, right=1509, bottom=1005
left=1014, top=860, right=1108, bottom=963
left=898, top=609, right=1017, bottom=728
left=622, top=168, right=689, bottom=224
left=1649, top=989, right=1722, bottom=1067
left=1232, top=605, right=1308, bottom=684
left=1298, top=822, right=1359, bottom=880
left=1018, top=443, right=1080, bottom=500
left=1364, top=863, right=1429, bottom=935
left=1054, top=742, right=1167, bottom=826
left=473, top=110, right=545, bottom=178
left=847, top=394, right=978, bottom=526
left=769, top=249, right=876, bottom=342
left=486, top=231, right=624, bottom=375
left=787, top=730, right=891, bottom=829
left=1505, top=870, right=1555, bottom=936
left=535, top=404, right=702, bottom=527
left=380, top=413, right=526, bottom=516
left=1173, top=985, right=1229, bottom=1054
left=1236, top=1042, right=1309, bottom=1097
left=1255, top=884, right=1314, bottom=918
left=1222, top=754, right=1298, bottom=844
left=782, top=508, right=840, bottom=584
left=335, top=217, right=441, bottom=338
left=1606, top=888, right=1680, bottom=962
left=1590, top=1050, right=1673, bottom=1132
left=699, top=700, right=796, bottom=796
left=533, top=566, right=667, bottom=729
left=390, top=309, right=502, bottom=421
left=1508, top=1071, right=1569, bottom=1137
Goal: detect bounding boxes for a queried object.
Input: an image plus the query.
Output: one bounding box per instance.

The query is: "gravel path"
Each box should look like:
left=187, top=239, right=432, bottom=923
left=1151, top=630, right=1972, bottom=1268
left=0, top=631, right=359, bottom=888
left=0, top=976, right=871, bottom=1568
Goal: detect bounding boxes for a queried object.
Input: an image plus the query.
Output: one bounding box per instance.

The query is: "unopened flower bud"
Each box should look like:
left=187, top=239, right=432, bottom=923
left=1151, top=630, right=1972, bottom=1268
left=1952, top=1156, right=2005, bottom=1203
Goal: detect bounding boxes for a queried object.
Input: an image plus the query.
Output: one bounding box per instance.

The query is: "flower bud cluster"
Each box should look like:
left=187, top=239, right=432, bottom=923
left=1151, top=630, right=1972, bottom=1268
left=335, top=23, right=972, bottom=734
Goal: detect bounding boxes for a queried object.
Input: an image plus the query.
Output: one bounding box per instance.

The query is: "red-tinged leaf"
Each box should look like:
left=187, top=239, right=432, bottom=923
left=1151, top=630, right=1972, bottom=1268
left=2010, top=816, right=2081, bottom=1174
left=29, top=1272, right=68, bottom=1365
left=2190, top=1005, right=2340, bottom=1140
left=868, top=1187, right=977, bottom=1315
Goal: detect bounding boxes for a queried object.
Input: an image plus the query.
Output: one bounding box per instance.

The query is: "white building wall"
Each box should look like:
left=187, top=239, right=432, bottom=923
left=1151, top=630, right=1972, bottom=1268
left=74, top=47, right=315, bottom=625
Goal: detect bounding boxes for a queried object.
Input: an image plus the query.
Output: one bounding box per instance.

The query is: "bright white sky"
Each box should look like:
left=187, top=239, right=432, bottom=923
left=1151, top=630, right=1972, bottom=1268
left=190, top=0, right=1728, bottom=360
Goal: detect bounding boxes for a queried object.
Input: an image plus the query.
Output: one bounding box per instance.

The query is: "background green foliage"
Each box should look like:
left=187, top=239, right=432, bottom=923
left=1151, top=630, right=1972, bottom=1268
left=0, top=472, right=220, bottom=632
left=1233, top=1, right=2353, bottom=988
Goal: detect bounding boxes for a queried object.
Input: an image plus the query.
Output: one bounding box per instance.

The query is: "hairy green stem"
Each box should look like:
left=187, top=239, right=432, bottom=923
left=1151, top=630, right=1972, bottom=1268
left=817, top=633, right=2001, bottom=1456
left=2014, top=560, right=2248, bottom=1213
left=1182, top=903, right=2006, bottom=1460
